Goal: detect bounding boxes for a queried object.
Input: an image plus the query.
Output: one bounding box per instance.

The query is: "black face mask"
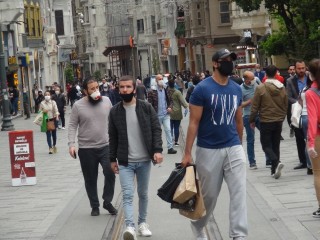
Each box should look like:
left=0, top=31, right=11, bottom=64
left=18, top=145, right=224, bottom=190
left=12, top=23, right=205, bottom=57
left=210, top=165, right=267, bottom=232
left=218, top=61, right=234, bottom=76
left=120, top=92, right=134, bottom=102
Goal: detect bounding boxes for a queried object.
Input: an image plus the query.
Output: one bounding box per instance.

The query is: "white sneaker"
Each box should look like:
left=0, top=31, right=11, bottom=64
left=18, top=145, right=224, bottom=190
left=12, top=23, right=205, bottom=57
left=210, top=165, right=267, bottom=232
left=274, top=162, right=284, bottom=179
left=190, top=223, right=207, bottom=240
left=62, top=127, right=65, bottom=130
left=123, top=226, right=137, bottom=240
left=138, top=222, right=152, bottom=237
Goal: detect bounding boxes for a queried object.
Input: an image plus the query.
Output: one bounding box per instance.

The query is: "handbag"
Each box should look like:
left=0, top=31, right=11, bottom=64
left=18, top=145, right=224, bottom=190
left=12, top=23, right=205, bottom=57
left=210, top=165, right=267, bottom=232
left=46, top=120, right=56, bottom=131
left=291, top=101, right=302, bottom=128
left=33, top=111, right=43, bottom=126
left=179, top=179, right=206, bottom=220
left=157, top=163, right=186, bottom=203
left=173, top=165, right=197, bottom=204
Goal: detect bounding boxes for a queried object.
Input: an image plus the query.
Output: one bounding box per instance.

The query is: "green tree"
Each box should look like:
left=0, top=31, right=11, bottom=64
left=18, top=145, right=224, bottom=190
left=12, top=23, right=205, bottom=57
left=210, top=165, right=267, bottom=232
left=234, top=0, right=320, bottom=61
left=64, top=64, right=74, bottom=84
left=93, top=70, right=102, bottom=81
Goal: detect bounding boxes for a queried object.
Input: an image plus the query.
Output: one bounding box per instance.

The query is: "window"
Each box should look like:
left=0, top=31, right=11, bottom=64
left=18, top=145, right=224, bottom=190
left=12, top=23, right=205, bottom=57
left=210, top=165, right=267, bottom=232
left=219, top=1, right=230, bottom=24
left=197, top=11, right=201, bottom=25
left=55, top=10, right=65, bottom=36
left=151, top=16, right=156, bottom=34
left=29, top=5, right=35, bottom=36
left=24, top=2, right=42, bottom=38
left=137, top=19, right=144, bottom=33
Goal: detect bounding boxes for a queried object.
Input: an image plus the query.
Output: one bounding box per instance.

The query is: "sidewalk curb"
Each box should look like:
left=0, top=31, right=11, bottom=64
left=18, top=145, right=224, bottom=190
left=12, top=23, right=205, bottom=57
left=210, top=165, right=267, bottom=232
left=102, top=188, right=124, bottom=240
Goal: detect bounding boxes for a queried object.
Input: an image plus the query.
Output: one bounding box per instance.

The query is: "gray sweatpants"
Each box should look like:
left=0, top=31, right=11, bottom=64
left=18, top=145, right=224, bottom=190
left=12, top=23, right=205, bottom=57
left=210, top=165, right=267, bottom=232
left=191, top=145, right=248, bottom=238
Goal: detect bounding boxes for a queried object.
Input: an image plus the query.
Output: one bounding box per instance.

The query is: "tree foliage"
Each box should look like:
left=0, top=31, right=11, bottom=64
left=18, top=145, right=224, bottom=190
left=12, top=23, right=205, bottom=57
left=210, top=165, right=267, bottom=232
left=233, top=0, right=320, bottom=61
left=64, top=64, right=74, bottom=84
left=93, top=70, right=102, bottom=81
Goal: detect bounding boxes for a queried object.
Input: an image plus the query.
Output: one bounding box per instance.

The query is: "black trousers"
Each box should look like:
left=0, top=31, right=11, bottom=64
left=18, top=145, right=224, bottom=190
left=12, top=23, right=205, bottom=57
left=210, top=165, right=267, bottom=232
left=294, top=127, right=307, bottom=165
left=260, top=122, right=283, bottom=174
left=78, top=146, right=115, bottom=208
left=59, top=110, right=65, bottom=127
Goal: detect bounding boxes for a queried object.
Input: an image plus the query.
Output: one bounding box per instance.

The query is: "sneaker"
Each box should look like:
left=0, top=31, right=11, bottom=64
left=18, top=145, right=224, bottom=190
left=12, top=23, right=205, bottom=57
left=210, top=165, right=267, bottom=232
left=123, top=226, right=137, bottom=240
left=53, top=146, right=57, bottom=154
left=249, top=164, right=257, bottom=170
left=266, top=164, right=271, bottom=168
left=174, top=142, right=180, bottom=146
left=190, top=223, right=207, bottom=240
left=91, top=207, right=100, bottom=216
left=168, top=148, right=177, bottom=154
left=49, top=148, right=53, bottom=154
left=138, top=222, right=152, bottom=237
left=103, top=202, right=118, bottom=215
left=62, top=127, right=65, bottom=130
left=274, top=162, right=284, bottom=179
left=312, top=207, right=320, bottom=218
left=58, top=126, right=62, bottom=129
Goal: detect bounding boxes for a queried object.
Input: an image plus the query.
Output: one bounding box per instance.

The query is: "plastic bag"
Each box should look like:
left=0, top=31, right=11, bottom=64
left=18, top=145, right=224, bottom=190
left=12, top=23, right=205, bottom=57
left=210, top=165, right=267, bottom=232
left=157, top=163, right=186, bottom=203
left=41, top=113, right=48, bottom=132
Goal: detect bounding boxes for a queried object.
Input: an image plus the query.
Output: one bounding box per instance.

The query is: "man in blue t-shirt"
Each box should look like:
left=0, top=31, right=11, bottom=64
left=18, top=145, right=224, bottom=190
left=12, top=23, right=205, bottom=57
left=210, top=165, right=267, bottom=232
left=181, top=48, right=247, bottom=240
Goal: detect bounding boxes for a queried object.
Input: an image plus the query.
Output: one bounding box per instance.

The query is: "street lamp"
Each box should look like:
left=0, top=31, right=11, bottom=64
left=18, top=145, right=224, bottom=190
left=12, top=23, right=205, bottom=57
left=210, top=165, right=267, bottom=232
left=0, top=25, right=14, bottom=131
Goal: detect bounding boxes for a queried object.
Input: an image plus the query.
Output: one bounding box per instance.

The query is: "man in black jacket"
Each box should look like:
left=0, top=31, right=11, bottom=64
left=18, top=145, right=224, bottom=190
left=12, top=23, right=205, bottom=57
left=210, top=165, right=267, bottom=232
left=52, top=86, right=66, bottom=129
left=109, top=75, right=163, bottom=240
left=286, top=60, right=309, bottom=170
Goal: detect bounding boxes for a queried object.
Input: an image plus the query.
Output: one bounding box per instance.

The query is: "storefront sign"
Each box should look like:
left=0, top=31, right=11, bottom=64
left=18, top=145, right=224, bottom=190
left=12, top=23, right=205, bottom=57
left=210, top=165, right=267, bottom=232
left=9, top=131, right=36, bottom=186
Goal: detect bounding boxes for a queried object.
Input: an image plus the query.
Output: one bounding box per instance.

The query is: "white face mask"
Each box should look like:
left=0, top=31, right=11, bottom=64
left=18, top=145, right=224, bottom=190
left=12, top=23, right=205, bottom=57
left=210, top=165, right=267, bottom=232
left=250, top=80, right=255, bottom=86
left=90, top=91, right=101, bottom=100
left=45, top=96, right=51, bottom=101
left=55, top=91, right=60, bottom=95
left=157, top=80, right=164, bottom=87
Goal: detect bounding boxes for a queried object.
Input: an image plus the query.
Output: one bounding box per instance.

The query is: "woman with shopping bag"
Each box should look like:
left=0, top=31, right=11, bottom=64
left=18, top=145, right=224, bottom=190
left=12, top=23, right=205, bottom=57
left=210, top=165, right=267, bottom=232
left=39, top=90, right=59, bottom=154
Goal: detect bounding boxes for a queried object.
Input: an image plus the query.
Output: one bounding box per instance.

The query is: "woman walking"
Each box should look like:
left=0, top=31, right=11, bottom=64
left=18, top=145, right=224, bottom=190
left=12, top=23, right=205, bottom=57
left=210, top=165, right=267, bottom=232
left=306, top=59, right=320, bottom=217
left=39, top=90, right=59, bottom=154
left=167, top=78, right=188, bottom=146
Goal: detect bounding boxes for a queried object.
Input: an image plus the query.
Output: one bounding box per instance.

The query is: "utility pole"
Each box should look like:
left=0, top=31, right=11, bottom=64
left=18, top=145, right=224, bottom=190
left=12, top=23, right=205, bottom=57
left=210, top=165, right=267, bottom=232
left=0, top=24, right=15, bottom=131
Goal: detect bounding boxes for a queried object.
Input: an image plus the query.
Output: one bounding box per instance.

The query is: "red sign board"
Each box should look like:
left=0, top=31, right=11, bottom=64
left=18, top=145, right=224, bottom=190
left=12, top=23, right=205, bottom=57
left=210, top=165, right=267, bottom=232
left=9, top=131, right=36, bottom=186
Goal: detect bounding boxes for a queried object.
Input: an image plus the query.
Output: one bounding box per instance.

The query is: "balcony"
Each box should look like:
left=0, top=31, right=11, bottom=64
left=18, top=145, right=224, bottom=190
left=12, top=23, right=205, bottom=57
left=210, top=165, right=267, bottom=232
left=231, top=12, right=269, bottom=36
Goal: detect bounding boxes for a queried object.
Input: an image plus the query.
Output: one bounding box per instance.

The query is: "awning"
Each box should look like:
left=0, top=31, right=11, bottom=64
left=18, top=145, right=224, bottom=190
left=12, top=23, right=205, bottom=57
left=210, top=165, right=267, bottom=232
left=103, top=45, right=130, bottom=57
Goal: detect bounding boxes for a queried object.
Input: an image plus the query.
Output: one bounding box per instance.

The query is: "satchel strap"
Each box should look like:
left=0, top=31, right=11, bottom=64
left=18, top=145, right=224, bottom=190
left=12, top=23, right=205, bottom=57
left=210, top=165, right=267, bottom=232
left=309, top=87, right=320, bottom=97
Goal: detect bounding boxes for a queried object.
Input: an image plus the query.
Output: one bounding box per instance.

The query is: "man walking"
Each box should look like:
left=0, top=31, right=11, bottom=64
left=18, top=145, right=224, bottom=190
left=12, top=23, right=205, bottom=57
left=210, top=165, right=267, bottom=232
left=52, top=86, right=66, bottom=129
left=250, top=65, right=288, bottom=179
left=68, top=76, right=117, bottom=216
left=254, top=64, right=266, bottom=81
left=181, top=48, right=247, bottom=240
left=241, top=71, right=264, bottom=169
left=148, top=74, right=177, bottom=154
left=286, top=60, right=310, bottom=169
left=109, top=75, right=163, bottom=240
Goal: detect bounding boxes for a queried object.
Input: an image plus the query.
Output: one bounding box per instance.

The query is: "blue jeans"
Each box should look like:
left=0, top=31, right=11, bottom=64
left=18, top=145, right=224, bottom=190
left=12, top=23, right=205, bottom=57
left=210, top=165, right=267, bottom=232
left=243, top=116, right=259, bottom=166
left=170, top=119, right=181, bottom=143
left=46, top=129, right=57, bottom=148
left=119, top=161, right=151, bottom=227
left=301, top=115, right=312, bottom=168
left=158, top=114, right=173, bottom=149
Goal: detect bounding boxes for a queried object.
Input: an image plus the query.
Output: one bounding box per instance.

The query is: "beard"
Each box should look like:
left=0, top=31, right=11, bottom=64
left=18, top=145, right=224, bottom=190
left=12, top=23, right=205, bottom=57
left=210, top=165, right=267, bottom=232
left=88, top=96, right=102, bottom=105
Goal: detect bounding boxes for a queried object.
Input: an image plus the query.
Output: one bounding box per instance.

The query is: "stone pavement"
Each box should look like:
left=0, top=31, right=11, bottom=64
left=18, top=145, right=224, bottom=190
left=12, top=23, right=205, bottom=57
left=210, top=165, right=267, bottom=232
left=1, top=106, right=320, bottom=240
left=0, top=108, right=121, bottom=240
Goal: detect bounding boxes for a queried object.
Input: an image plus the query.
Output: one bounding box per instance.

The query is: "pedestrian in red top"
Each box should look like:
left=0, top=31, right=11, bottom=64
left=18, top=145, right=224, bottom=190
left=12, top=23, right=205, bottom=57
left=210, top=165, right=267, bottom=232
left=262, top=70, right=284, bottom=84
left=306, top=58, right=320, bottom=218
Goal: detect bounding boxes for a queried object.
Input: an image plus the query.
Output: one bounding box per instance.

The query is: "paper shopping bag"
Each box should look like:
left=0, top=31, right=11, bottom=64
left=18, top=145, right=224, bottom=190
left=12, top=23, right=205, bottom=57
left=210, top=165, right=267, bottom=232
left=179, top=179, right=206, bottom=220
left=173, top=165, right=197, bottom=204
left=33, top=111, right=43, bottom=126
left=157, top=163, right=186, bottom=203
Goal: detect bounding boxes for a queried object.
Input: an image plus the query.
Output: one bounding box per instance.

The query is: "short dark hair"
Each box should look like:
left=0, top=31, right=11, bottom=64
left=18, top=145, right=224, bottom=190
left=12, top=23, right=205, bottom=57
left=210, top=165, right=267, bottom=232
left=308, top=59, right=320, bottom=89
left=192, top=75, right=201, bottom=85
left=82, top=76, right=97, bottom=90
left=265, top=65, right=277, bottom=78
left=119, top=75, right=136, bottom=89
left=295, top=60, right=305, bottom=67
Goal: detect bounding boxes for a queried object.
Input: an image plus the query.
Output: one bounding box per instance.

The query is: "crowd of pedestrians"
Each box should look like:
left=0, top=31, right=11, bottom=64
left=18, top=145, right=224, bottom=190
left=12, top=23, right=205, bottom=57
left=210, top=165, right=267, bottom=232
left=20, top=47, right=320, bottom=240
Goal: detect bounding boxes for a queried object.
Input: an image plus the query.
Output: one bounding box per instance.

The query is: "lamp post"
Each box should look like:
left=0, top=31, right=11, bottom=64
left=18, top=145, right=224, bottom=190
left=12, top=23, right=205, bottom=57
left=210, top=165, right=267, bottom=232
left=0, top=24, right=15, bottom=131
